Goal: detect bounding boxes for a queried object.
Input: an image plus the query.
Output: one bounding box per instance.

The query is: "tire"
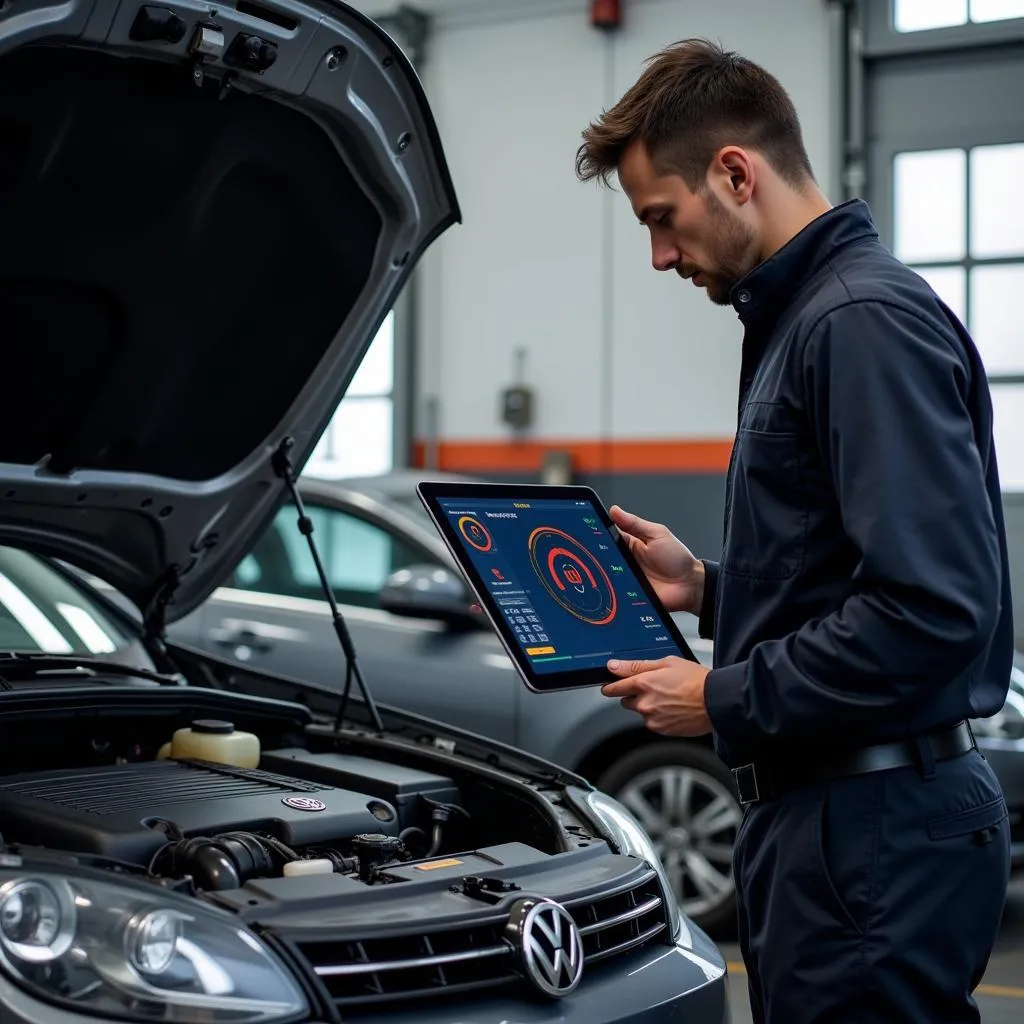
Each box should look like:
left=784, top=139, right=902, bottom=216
left=596, top=741, right=741, bottom=938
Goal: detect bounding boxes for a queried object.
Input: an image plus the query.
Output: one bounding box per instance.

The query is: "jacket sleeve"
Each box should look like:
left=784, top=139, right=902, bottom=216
left=698, top=560, right=719, bottom=640
left=704, top=300, right=1001, bottom=747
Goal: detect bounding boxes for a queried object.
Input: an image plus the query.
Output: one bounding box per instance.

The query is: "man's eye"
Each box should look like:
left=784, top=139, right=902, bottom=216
left=656, top=212, right=671, bottom=225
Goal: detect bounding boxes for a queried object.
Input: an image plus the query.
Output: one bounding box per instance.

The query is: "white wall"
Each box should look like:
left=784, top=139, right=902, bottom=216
left=354, top=0, right=835, bottom=447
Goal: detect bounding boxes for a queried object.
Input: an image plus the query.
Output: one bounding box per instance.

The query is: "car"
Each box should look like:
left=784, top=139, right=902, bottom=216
left=182, top=470, right=743, bottom=935
left=184, top=468, right=1024, bottom=939
left=0, top=4, right=730, bottom=1024
left=973, top=652, right=1024, bottom=863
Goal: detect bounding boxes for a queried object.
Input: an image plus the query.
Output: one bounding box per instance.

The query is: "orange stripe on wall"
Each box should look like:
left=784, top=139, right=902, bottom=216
left=412, top=438, right=734, bottom=475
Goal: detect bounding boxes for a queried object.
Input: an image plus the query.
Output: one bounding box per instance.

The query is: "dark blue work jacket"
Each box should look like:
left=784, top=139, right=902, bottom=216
left=700, top=199, right=1013, bottom=769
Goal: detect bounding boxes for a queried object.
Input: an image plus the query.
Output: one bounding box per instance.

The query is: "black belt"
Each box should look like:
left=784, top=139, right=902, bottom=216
left=731, top=721, right=976, bottom=806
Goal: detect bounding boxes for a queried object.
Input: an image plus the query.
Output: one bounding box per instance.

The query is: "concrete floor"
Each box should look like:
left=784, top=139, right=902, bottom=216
left=720, top=874, right=1024, bottom=1022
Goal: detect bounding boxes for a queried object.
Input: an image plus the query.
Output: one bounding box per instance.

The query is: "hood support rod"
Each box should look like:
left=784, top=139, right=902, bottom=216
left=272, top=437, right=385, bottom=735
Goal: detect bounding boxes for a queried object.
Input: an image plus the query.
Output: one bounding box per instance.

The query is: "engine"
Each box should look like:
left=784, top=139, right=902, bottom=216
left=0, top=748, right=468, bottom=891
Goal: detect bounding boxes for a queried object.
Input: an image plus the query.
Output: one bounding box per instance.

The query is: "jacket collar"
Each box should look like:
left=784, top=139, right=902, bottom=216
left=728, top=198, right=878, bottom=325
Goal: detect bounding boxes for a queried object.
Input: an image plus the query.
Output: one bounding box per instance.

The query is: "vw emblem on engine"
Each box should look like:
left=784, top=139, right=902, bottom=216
left=506, top=898, right=584, bottom=998
left=281, top=796, right=327, bottom=812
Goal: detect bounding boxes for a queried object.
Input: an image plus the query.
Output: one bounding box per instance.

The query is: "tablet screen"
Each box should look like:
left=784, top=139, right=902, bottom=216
left=428, top=488, right=691, bottom=684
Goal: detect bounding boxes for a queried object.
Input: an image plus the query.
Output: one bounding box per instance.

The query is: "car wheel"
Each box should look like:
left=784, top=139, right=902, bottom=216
left=597, top=742, right=741, bottom=937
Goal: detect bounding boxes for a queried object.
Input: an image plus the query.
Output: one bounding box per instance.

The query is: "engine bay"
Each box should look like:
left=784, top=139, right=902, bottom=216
left=0, top=749, right=471, bottom=892
left=0, top=683, right=679, bottom=1020
left=0, top=696, right=592, bottom=907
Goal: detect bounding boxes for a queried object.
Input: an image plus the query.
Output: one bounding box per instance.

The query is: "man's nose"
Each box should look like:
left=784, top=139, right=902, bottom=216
left=651, top=242, right=679, bottom=272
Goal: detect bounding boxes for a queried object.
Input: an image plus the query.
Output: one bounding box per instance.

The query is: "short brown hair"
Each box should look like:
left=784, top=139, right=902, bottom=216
left=576, top=38, right=814, bottom=191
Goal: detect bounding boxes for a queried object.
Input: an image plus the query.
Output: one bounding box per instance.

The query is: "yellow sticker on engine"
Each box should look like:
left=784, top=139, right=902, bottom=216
left=414, top=858, right=464, bottom=871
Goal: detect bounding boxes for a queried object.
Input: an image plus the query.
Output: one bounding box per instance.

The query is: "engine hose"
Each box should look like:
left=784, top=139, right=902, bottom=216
left=253, top=834, right=301, bottom=863
left=428, top=822, right=444, bottom=857
left=399, top=826, right=428, bottom=848
left=312, top=848, right=350, bottom=872
left=148, top=831, right=290, bottom=890
left=148, top=818, right=185, bottom=842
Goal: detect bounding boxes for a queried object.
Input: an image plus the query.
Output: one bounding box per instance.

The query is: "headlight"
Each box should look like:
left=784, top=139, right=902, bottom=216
left=0, top=869, right=307, bottom=1022
left=972, top=667, right=1024, bottom=741
left=584, top=790, right=686, bottom=944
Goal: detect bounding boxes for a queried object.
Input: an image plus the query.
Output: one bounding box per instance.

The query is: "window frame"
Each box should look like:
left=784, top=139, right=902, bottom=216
left=863, top=0, right=1024, bottom=57
left=888, top=141, right=1024, bottom=384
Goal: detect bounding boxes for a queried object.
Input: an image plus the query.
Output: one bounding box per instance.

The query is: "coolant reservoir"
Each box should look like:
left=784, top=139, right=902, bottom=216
left=170, top=719, right=260, bottom=768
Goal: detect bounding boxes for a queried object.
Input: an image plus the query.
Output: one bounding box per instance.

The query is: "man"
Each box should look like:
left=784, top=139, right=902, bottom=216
left=576, top=38, right=1012, bottom=1023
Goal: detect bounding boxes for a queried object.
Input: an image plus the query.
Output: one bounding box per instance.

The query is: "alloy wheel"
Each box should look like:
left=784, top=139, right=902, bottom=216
left=617, top=765, right=742, bottom=921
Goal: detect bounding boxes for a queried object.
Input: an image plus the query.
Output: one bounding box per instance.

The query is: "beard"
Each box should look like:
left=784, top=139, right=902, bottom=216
left=686, top=191, right=757, bottom=306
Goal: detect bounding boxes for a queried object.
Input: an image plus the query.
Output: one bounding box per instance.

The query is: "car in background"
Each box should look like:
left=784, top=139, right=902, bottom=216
left=177, top=469, right=1024, bottom=938
left=976, top=651, right=1024, bottom=860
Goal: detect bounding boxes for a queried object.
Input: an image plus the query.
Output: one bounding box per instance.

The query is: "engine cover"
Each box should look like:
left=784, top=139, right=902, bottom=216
left=0, top=759, right=398, bottom=864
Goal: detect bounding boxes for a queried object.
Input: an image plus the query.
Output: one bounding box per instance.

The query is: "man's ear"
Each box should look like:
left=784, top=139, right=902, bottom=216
left=714, top=146, right=755, bottom=205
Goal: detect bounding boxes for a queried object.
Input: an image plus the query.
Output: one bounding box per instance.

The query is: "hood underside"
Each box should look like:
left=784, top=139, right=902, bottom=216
left=0, top=0, right=459, bottom=624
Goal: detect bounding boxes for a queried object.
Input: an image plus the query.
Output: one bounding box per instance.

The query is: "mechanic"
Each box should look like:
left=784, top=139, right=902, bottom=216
left=575, top=38, right=1013, bottom=1024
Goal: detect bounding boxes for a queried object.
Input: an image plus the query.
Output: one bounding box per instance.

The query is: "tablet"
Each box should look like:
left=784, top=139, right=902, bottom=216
left=417, top=481, right=698, bottom=693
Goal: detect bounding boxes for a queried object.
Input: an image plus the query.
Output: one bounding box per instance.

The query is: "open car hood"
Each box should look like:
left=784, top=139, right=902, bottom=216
left=0, top=0, right=458, bottom=627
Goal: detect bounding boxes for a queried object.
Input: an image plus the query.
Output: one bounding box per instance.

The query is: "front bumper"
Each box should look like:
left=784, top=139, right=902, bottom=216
left=360, top=935, right=731, bottom=1024
left=978, top=738, right=1024, bottom=867
left=0, top=935, right=730, bottom=1024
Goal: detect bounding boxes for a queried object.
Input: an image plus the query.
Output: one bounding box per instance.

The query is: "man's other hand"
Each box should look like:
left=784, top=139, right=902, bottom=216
left=601, top=656, right=713, bottom=736
left=609, top=505, right=705, bottom=616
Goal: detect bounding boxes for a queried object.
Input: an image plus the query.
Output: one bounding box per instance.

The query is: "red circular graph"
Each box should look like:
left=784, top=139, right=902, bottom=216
left=527, top=526, right=617, bottom=625
left=457, top=515, right=493, bottom=552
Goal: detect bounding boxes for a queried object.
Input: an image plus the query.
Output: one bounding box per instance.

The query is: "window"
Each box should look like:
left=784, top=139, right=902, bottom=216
left=303, top=311, right=396, bottom=480
left=234, top=503, right=428, bottom=609
left=894, top=0, right=1024, bottom=32
left=893, top=142, right=1024, bottom=489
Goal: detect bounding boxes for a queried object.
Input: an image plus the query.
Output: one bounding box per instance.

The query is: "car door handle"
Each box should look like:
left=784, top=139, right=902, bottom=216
left=208, top=626, right=275, bottom=654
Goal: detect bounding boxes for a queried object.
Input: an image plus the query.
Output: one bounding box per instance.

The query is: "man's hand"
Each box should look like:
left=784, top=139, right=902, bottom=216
left=601, top=657, right=713, bottom=736
left=609, top=506, right=704, bottom=616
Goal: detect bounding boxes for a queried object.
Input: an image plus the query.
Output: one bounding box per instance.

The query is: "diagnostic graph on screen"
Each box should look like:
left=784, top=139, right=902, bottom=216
left=436, top=494, right=684, bottom=675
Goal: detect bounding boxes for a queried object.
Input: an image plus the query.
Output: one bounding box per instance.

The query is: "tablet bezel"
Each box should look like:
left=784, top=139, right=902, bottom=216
left=416, top=480, right=699, bottom=693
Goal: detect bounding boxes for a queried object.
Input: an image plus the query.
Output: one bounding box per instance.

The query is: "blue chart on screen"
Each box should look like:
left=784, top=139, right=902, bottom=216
left=433, top=493, right=686, bottom=677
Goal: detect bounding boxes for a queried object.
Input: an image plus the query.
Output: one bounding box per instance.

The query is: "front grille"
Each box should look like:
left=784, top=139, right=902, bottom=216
left=0, top=760, right=330, bottom=815
left=565, top=868, right=668, bottom=962
left=291, top=867, right=668, bottom=1011
left=300, top=921, right=514, bottom=1008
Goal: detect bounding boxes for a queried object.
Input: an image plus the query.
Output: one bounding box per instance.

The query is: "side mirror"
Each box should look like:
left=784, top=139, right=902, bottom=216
left=379, top=564, right=480, bottom=629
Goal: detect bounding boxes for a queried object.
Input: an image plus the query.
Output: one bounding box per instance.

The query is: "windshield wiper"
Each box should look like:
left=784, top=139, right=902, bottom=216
left=272, top=437, right=385, bottom=735
left=0, top=653, right=185, bottom=688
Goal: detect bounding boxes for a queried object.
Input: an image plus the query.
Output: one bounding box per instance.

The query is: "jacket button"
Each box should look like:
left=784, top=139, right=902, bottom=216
left=736, top=289, right=752, bottom=304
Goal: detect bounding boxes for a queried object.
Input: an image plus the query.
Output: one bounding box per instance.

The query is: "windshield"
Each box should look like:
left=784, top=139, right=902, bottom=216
left=0, top=547, right=132, bottom=655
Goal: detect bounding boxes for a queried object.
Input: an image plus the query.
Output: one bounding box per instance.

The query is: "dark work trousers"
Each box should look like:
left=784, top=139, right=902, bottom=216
left=734, top=747, right=1010, bottom=1023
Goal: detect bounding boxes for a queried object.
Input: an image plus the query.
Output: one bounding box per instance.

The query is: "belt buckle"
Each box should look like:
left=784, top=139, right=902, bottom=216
left=732, top=763, right=760, bottom=806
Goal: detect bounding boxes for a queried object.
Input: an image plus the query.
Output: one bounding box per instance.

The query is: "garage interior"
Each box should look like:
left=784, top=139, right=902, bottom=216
left=0, top=0, right=1020, bottom=1020
left=304, top=1, right=1024, bottom=1018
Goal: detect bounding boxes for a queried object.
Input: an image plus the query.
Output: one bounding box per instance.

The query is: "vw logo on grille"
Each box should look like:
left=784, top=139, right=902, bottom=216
left=281, top=796, right=327, bottom=812
left=506, top=898, right=584, bottom=998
